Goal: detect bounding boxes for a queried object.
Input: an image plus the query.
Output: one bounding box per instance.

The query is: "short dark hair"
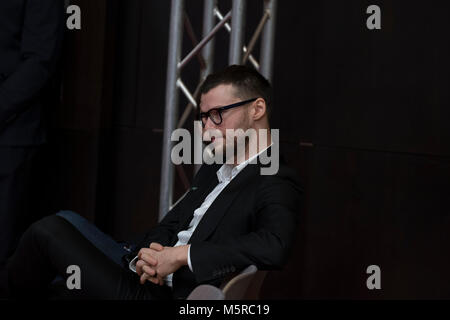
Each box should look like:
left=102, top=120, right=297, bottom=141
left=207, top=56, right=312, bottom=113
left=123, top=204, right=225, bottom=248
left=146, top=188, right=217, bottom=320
left=199, top=65, right=273, bottom=119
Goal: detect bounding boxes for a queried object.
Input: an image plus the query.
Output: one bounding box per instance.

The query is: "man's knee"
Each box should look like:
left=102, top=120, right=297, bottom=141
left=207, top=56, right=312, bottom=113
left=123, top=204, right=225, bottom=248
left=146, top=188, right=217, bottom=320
left=27, top=214, right=69, bottom=243
left=56, top=210, right=80, bottom=220
left=55, top=210, right=87, bottom=226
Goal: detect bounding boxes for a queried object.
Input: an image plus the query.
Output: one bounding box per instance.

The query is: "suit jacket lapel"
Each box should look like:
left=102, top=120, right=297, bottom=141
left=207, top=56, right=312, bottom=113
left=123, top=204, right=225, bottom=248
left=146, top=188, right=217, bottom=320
left=188, top=161, right=260, bottom=243
left=172, top=164, right=221, bottom=241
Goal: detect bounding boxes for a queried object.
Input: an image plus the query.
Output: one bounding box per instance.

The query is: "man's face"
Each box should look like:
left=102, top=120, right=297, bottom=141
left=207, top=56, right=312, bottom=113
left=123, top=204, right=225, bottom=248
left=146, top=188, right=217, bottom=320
left=199, top=84, right=252, bottom=156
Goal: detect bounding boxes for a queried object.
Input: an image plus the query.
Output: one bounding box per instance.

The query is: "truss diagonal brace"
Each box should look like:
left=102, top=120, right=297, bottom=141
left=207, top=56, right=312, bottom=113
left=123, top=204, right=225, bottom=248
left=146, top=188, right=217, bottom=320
left=242, top=9, right=270, bottom=64
left=177, top=78, right=197, bottom=108
left=178, top=11, right=232, bottom=70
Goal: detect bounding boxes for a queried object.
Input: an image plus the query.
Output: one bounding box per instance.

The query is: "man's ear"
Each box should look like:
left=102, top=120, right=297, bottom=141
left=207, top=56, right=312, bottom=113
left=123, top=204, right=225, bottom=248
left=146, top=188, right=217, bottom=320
left=252, top=98, right=267, bottom=121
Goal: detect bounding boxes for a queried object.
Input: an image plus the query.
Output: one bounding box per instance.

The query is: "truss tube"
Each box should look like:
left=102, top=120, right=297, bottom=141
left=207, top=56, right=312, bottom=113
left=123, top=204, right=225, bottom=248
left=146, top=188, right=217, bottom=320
left=195, top=0, right=218, bottom=175
left=260, top=0, right=277, bottom=80
left=159, top=0, right=184, bottom=221
left=229, top=0, right=246, bottom=64
left=215, top=7, right=259, bottom=69
left=242, top=9, right=270, bottom=64
left=202, top=0, right=217, bottom=79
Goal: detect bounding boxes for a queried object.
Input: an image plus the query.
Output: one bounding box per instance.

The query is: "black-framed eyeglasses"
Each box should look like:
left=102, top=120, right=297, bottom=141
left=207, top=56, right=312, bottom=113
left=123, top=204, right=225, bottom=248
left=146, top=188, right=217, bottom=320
left=199, top=97, right=258, bottom=127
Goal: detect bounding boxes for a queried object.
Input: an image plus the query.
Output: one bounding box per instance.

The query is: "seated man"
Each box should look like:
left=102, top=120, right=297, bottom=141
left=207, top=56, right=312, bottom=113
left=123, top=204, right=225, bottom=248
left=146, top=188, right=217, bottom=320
left=0, top=65, right=303, bottom=300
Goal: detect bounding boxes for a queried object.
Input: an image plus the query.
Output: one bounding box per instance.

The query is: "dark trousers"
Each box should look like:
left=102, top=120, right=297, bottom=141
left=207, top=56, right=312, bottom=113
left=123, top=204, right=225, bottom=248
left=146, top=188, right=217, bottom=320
left=0, top=212, right=173, bottom=300
left=0, top=146, right=37, bottom=264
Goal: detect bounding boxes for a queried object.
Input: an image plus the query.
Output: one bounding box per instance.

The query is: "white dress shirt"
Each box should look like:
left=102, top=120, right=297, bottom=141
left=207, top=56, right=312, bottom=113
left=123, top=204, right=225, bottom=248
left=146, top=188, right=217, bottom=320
left=130, top=145, right=271, bottom=287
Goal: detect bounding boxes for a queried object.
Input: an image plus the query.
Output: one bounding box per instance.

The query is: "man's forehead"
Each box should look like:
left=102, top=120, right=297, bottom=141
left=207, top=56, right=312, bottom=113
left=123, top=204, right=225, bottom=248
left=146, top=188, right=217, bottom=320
left=199, top=84, right=237, bottom=111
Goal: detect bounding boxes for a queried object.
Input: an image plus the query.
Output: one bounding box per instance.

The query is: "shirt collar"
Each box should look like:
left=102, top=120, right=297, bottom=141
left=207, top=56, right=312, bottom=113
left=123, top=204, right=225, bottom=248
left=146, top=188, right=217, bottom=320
left=216, top=144, right=272, bottom=183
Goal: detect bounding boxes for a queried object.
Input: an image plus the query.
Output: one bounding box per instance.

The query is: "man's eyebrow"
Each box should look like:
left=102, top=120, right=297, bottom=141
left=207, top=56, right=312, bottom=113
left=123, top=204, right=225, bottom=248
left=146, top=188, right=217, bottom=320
left=204, top=104, right=224, bottom=110
left=199, top=105, right=217, bottom=113
left=200, top=102, right=230, bottom=112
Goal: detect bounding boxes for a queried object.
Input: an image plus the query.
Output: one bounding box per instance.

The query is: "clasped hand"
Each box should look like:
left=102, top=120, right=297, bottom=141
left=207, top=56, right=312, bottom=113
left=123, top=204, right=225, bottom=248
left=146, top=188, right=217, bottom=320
left=135, top=242, right=189, bottom=286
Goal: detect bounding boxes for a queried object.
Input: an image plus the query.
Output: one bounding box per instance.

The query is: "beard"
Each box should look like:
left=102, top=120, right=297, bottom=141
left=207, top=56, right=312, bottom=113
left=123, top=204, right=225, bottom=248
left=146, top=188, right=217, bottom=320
left=207, top=135, right=251, bottom=165
left=203, top=113, right=252, bottom=164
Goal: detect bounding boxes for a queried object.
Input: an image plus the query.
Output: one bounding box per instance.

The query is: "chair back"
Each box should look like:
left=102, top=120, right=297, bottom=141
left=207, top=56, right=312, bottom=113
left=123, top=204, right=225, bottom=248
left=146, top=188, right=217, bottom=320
left=221, top=265, right=259, bottom=300
left=187, top=284, right=225, bottom=300
left=187, top=265, right=268, bottom=300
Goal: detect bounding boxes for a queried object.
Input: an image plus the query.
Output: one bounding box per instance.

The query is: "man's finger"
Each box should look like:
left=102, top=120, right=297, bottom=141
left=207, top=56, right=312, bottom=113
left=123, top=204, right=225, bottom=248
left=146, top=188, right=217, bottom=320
left=136, top=259, right=146, bottom=276
left=150, top=242, right=164, bottom=251
left=142, top=265, right=156, bottom=277
left=140, top=253, right=157, bottom=266
left=140, top=273, right=146, bottom=284
left=138, top=248, right=151, bottom=259
left=140, top=273, right=150, bottom=284
left=140, top=273, right=160, bottom=285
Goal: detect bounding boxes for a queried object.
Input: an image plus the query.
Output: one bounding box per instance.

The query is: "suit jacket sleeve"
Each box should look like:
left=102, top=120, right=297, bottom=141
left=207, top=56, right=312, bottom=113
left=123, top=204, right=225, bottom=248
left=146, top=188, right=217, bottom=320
left=0, top=0, right=64, bottom=124
left=189, top=176, right=303, bottom=284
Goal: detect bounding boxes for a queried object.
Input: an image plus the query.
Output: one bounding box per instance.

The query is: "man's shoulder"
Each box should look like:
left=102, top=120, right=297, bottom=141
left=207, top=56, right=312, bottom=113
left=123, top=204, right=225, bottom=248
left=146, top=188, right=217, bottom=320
left=248, top=161, right=303, bottom=213
left=257, top=160, right=303, bottom=191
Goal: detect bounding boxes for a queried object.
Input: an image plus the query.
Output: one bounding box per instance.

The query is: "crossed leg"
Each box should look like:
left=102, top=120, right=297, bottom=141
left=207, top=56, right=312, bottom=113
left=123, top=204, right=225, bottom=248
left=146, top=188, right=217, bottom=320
left=1, top=213, right=172, bottom=300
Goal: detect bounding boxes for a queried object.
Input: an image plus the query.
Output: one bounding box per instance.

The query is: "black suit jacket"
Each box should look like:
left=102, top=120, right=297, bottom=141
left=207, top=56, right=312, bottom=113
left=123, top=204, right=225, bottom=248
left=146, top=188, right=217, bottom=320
left=0, top=0, right=64, bottom=145
left=133, top=149, right=303, bottom=299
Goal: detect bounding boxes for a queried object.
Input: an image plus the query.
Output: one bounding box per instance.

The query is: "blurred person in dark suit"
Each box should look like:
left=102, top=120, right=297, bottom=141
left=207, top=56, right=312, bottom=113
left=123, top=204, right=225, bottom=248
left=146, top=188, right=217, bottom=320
left=0, top=0, right=64, bottom=264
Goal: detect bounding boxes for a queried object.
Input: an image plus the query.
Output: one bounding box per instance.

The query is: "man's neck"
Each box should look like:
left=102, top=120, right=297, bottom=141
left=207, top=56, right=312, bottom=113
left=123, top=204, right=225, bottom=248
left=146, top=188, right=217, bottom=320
left=231, top=132, right=272, bottom=167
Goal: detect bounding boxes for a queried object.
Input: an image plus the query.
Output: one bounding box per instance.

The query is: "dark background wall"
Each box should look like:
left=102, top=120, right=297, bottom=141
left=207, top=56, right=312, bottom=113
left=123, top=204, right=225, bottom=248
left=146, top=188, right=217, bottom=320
left=31, top=0, right=450, bottom=299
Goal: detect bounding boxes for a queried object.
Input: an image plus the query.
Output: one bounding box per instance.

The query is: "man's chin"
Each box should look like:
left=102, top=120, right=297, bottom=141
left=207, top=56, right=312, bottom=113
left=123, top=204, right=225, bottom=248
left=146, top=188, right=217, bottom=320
left=214, top=145, right=227, bottom=162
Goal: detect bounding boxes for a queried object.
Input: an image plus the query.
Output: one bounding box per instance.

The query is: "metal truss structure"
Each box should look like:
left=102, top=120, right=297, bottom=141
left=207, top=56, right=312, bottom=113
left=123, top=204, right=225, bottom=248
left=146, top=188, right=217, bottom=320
left=159, top=0, right=278, bottom=220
